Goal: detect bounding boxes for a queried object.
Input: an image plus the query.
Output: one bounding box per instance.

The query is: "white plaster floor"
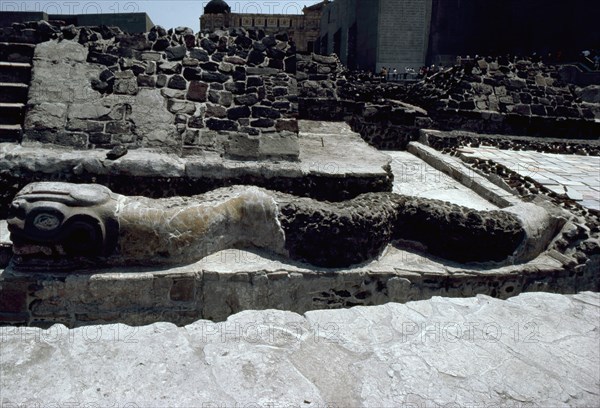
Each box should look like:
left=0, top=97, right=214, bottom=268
left=388, top=150, right=498, bottom=210
left=1, top=292, right=598, bottom=407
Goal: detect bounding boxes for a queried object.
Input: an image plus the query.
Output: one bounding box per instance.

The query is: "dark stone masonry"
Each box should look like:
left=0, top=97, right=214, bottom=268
left=3, top=21, right=299, bottom=160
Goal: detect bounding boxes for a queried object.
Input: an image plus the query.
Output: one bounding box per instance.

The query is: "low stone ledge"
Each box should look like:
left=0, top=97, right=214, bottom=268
left=0, top=247, right=597, bottom=326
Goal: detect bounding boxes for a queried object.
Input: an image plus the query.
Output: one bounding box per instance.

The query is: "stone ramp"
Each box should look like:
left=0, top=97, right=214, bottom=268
left=1, top=292, right=598, bottom=407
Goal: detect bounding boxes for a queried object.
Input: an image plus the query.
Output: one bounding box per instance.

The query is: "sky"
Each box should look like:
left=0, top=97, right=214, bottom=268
left=3, top=1, right=323, bottom=31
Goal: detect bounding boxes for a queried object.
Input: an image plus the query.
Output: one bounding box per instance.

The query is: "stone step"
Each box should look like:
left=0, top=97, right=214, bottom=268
left=0, top=42, right=35, bottom=63
left=0, top=61, right=31, bottom=83
left=0, top=82, right=28, bottom=103
left=0, top=123, right=22, bottom=142
left=0, top=102, right=25, bottom=125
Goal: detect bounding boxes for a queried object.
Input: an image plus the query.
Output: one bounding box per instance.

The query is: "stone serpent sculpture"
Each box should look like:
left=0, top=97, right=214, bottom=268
left=6, top=182, right=562, bottom=271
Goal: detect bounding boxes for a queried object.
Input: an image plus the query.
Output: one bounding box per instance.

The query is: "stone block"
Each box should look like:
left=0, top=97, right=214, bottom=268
left=234, top=93, right=259, bottom=106
left=200, top=62, right=219, bottom=72
left=224, top=81, right=246, bottom=94
left=89, top=132, right=111, bottom=144
left=226, top=133, right=260, bottom=158
left=224, top=56, right=246, bottom=65
left=205, top=104, right=227, bottom=118
left=141, top=51, right=162, bottom=61
left=161, top=88, right=186, bottom=99
left=251, top=118, right=275, bottom=128
left=106, top=121, right=133, bottom=134
left=275, top=119, right=299, bottom=133
left=247, top=49, right=265, bottom=65
left=156, top=74, right=167, bottom=88
left=200, top=38, right=217, bottom=54
left=165, top=45, right=187, bottom=61
left=87, top=51, right=118, bottom=66
left=189, top=48, right=209, bottom=61
left=201, top=71, right=230, bottom=83
left=513, top=104, right=532, bottom=116
left=137, top=74, right=156, bottom=87
left=114, top=78, right=138, bottom=95
left=252, top=106, right=281, bottom=119
left=273, top=86, right=288, bottom=97
left=259, top=132, right=299, bottom=159
left=25, top=102, right=67, bottom=130
left=186, top=81, right=209, bottom=102
left=167, top=100, right=197, bottom=115
left=167, top=75, right=187, bottom=90
left=55, top=131, right=88, bottom=148
left=158, top=61, right=182, bottom=75
left=247, top=76, right=263, bottom=87
left=206, top=118, right=238, bottom=131
left=188, top=115, right=204, bottom=129
left=170, top=278, right=195, bottom=302
left=219, top=91, right=233, bottom=107
left=219, top=62, right=234, bottom=73
left=227, top=106, right=251, bottom=120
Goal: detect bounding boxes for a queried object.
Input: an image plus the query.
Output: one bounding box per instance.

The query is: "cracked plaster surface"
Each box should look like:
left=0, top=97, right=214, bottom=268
left=1, top=292, right=598, bottom=407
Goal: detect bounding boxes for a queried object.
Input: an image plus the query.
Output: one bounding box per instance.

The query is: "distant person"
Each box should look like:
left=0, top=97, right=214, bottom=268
left=393, top=68, right=398, bottom=80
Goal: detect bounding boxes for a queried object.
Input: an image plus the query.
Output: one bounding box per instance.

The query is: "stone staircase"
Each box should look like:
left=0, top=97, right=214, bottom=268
left=0, top=41, right=35, bottom=142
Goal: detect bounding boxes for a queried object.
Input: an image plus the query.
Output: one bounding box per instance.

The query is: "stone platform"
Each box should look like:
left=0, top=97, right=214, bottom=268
left=1, top=292, right=598, bottom=407
left=0, top=120, right=393, bottom=204
left=0, top=135, right=597, bottom=327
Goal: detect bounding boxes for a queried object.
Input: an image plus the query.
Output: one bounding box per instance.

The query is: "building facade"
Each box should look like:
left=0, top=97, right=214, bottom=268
left=319, top=0, right=600, bottom=72
left=320, top=0, right=432, bottom=72
left=200, top=0, right=327, bottom=53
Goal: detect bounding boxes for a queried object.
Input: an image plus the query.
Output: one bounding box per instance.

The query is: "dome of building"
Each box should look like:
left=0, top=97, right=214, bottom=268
left=204, top=0, right=231, bottom=14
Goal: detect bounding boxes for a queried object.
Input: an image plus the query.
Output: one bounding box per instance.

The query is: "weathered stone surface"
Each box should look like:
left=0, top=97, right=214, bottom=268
left=157, top=61, right=182, bottom=74
left=234, top=93, right=259, bottom=106
left=227, top=106, right=251, bottom=120
left=2, top=292, right=597, bottom=407
left=24, top=102, right=67, bottom=130
left=186, top=81, right=209, bottom=102
left=167, top=74, right=187, bottom=90
left=252, top=106, right=281, bottom=119
left=167, top=99, right=197, bottom=115
left=189, top=48, right=209, bottom=61
left=165, top=45, right=187, bottom=61
left=577, top=85, right=600, bottom=103
left=205, top=104, right=227, bottom=118
left=206, top=118, right=238, bottom=131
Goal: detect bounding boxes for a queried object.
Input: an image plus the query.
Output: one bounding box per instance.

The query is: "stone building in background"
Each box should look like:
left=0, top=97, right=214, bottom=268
left=319, top=0, right=600, bottom=73
left=319, top=0, right=432, bottom=72
left=200, top=0, right=327, bottom=53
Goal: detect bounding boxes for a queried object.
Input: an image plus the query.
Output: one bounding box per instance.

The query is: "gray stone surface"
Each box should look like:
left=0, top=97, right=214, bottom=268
left=2, top=121, right=391, bottom=183
left=1, top=292, right=598, bottom=407
left=388, top=150, right=497, bottom=210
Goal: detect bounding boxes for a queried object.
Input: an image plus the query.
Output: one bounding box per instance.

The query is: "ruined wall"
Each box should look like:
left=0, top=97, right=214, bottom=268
left=406, top=58, right=600, bottom=139
left=24, top=24, right=299, bottom=160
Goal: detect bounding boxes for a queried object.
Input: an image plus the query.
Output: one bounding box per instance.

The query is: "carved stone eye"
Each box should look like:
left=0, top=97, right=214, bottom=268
left=33, top=213, right=61, bottom=231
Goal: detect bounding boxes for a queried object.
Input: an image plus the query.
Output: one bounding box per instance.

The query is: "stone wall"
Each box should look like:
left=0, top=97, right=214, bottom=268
left=298, top=53, right=431, bottom=149
left=406, top=57, right=600, bottom=139
left=299, top=53, right=600, bottom=149
left=23, top=24, right=300, bottom=160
